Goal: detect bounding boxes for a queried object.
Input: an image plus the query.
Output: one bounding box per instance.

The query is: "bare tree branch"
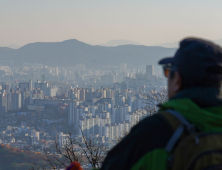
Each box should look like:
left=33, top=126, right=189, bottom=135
left=143, top=87, right=168, bottom=115
left=32, top=133, right=84, bottom=170
left=77, top=126, right=108, bottom=169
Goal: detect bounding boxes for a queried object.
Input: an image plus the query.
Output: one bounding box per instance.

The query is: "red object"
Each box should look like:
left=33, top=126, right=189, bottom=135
left=66, top=161, right=83, bottom=170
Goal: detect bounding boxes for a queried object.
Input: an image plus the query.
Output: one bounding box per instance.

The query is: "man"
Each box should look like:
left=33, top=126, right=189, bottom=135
left=100, top=38, right=222, bottom=170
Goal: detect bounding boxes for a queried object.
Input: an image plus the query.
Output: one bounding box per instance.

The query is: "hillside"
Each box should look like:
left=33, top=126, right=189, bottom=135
left=0, top=144, right=43, bottom=170
left=0, top=39, right=177, bottom=68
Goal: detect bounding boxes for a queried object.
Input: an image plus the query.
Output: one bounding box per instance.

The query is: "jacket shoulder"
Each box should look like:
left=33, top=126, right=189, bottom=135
left=101, top=113, right=173, bottom=170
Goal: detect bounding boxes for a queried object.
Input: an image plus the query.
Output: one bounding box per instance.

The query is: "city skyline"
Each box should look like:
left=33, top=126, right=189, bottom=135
left=0, top=62, right=165, bottom=157
left=1, top=1, right=221, bottom=169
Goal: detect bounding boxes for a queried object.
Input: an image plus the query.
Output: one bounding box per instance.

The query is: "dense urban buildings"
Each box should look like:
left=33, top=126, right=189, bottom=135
left=0, top=62, right=166, bottom=151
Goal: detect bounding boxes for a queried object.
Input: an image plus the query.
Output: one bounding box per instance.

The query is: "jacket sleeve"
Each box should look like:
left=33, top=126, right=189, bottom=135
left=100, top=114, right=173, bottom=170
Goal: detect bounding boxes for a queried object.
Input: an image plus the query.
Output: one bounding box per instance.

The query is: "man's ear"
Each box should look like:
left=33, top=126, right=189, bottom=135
left=174, top=71, right=182, bottom=92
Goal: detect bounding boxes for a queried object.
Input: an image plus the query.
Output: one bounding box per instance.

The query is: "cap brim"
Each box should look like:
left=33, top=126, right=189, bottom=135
left=158, top=57, right=174, bottom=65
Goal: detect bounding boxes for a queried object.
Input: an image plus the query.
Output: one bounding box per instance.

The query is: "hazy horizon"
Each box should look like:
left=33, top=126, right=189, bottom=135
left=2, top=37, right=222, bottom=49
left=1, top=0, right=222, bottom=48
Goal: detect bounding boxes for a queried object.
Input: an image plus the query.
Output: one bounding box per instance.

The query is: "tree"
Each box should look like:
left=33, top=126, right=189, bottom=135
left=30, top=134, right=83, bottom=170
left=77, top=127, right=108, bottom=169
left=0, top=144, right=43, bottom=170
left=32, top=128, right=108, bottom=170
left=29, top=162, right=48, bottom=170
left=116, top=131, right=129, bottom=143
left=143, top=87, right=168, bottom=115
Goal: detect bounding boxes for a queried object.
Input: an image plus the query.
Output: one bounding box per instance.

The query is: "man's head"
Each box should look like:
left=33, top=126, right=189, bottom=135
left=159, top=38, right=222, bottom=99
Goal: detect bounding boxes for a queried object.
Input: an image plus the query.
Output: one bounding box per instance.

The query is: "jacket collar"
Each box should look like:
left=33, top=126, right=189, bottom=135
left=170, top=87, right=222, bottom=108
left=160, top=88, right=222, bottom=132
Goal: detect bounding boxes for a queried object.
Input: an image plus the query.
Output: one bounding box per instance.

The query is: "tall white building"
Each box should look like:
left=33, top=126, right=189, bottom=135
left=31, top=130, right=40, bottom=142
left=58, top=132, right=69, bottom=146
left=46, top=86, right=58, bottom=97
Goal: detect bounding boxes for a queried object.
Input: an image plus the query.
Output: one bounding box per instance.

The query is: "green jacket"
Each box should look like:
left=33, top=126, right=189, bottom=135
left=101, top=87, right=222, bottom=170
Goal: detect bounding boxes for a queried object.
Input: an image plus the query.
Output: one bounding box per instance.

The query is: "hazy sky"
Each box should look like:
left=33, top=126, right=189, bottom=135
left=1, top=0, right=222, bottom=47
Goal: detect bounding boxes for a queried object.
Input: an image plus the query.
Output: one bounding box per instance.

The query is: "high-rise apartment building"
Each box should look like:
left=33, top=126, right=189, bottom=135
left=19, top=79, right=32, bottom=92
left=35, top=81, right=48, bottom=94
left=31, top=130, right=40, bottom=142
left=0, top=92, right=7, bottom=114
left=7, top=91, right=22, bottom=111
left=146, top=65, right=154, bottom=80
left=21, top=90, right=30, bottom=107
left=79, top=89, right=85, bottom=101
left=32, top=89, right=44, bottom=99
left=106, top=89, right=114, bottom=98
left=58, top=132, right=69, bottom=146
left=19, top=82, right=30, bottom=90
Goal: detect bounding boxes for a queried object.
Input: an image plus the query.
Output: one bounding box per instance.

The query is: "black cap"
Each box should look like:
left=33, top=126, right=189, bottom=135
left=159, top=37, right=222, bottom=82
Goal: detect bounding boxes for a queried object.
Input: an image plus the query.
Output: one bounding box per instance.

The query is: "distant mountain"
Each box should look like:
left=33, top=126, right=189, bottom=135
left=7, top=44, right=20, bottom=49
left=156, top=41, right=179, bottom=48
left=0, top=47, right=14, bottom=51
left=100, top=39, right=142, bottom=46
left=0, top=47, right=15, bottom=55
left=0, top=39, right=177, bottom=68
left=0, top=44, right=20, bottom=49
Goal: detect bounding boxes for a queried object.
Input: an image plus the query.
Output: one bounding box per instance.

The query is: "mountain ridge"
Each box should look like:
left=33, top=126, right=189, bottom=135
left=100, top=39, right=142, bottom=47
left=0, top=39, right=177, bottom=68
